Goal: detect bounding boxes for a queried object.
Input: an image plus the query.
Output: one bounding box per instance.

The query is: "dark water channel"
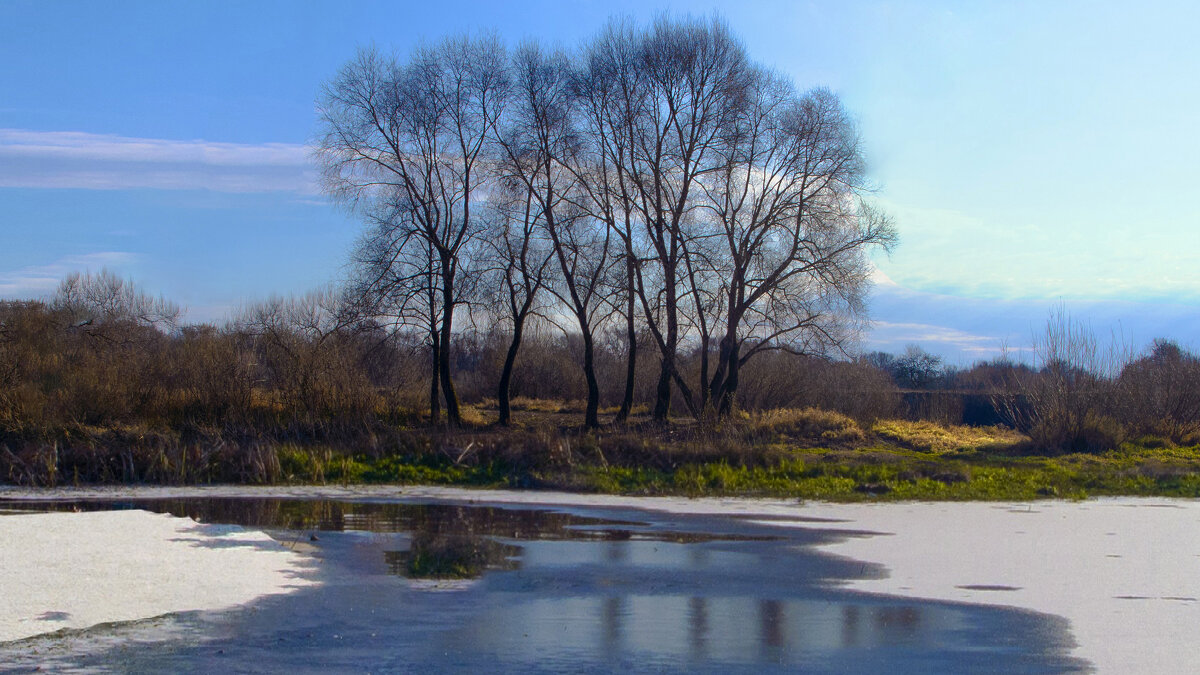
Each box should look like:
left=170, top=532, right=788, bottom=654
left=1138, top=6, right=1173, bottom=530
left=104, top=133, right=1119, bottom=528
left=0, top=497, right=1086, bottom=673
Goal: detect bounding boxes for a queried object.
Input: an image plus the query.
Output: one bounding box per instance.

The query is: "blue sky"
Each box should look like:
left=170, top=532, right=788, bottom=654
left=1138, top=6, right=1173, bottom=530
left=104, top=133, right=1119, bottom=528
left=2, top=0, right=1197, bottom=363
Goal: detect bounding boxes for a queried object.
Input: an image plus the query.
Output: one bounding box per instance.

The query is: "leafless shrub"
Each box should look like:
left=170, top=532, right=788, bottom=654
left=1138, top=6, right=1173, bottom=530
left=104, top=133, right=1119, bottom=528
left=236, top=287, right=380, bottom=425
left=994, top=307, right=1131, bottom=453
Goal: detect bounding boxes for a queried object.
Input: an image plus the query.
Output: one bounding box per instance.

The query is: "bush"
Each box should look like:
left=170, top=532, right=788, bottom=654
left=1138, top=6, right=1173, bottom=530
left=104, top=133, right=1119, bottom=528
left=1116, top=340, right=1200, bottom=443
left=1028, top=414, right=1126, bottom=454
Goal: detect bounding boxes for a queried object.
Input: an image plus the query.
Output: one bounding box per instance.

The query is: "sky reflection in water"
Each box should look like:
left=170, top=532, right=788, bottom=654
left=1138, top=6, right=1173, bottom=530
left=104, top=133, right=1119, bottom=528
left=0, top=498, right=1085, bottom=673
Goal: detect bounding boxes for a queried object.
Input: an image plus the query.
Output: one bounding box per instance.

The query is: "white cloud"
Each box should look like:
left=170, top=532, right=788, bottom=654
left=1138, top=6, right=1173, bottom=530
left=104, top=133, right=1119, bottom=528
left=0, top=252, right=137, bottom=298
left=0, top=129, right=318, bottom=193
left=866, top=258, right=899, bottom=287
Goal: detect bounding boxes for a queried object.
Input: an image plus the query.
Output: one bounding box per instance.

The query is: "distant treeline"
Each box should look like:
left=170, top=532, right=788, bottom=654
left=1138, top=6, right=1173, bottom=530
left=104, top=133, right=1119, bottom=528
left=0, top=272, right=893, bottom=436
left=2, top=273, right=1198, bottom=468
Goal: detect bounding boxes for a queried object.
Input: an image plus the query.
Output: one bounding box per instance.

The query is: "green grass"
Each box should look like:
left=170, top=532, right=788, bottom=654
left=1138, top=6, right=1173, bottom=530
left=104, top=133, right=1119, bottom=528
left=266, top=438, right=1200, bottom=502
left=278, top=445, right=511, bottom=486
left=566, top=448, right=1200, bottom=501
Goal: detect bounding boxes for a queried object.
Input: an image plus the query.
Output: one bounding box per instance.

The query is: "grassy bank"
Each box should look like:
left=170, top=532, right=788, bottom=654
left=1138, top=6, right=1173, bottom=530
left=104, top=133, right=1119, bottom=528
left=274, top=432, right=1200, bottom=502
left=5, top=404, right=1200, bottom=501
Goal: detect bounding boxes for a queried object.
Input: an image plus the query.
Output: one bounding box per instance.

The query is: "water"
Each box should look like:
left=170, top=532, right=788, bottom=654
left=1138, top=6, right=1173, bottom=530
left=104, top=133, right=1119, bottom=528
left=0, top=497, right=1087, bottom=673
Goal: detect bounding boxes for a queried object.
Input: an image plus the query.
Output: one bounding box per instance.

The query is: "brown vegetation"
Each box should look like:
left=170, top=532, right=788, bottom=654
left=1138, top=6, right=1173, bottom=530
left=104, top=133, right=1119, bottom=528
left=4, top=273, right=1200, bottom=489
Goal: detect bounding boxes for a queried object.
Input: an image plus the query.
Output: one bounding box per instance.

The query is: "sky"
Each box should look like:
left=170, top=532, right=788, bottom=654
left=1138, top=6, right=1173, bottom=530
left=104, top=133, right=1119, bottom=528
left=1, top=0, right=1197, bottom=363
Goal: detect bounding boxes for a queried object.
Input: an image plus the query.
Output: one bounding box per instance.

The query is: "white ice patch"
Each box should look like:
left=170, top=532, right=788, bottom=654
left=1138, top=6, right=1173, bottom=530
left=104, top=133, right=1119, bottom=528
left=0, top=510, right=317, bottom=643
left=749, top=500, right=1200, bottom=674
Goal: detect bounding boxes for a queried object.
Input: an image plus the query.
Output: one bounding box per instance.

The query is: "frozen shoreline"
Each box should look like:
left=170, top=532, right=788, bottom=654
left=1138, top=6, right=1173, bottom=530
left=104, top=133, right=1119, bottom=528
left=4, top=485, right=1198, bottom=671
left=762, top=500, right=1200, bottom=674
left=0, top=508, right=317, bottom=644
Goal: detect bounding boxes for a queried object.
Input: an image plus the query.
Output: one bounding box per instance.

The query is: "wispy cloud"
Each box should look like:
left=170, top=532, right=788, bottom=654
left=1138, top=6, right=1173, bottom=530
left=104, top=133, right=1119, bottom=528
left=868, top=320, right=1008, bottom=354
left=0, top=129, right=318, bottom=193
left=866, top=273, right=1200, bottom=364
left=0, top=251, right=137, bottom=298
left=873, top=196, right=1200, bottom=304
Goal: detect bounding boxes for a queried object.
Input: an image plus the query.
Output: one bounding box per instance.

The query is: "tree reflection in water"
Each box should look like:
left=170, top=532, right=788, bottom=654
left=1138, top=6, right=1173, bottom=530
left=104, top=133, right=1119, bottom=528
left=385, top=534, right=521, bottom=579
left=688, top=597, right=708, bottom=658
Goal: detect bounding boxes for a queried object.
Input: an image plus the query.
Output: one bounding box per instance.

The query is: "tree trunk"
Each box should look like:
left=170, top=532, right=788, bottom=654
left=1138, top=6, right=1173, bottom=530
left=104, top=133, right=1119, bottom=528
left=581, top=327, right=601, bottom=429
left=615, top=259, right=637, bottom=423
left=652, top=263, right=679, bottom=422
left=653, top=357, right=672, bottom=422
left=438, top=272, right=461, bottom=427
left=709, top=304, right=744, bottom=417
left=497, top=320, right=525, bottom=427
left=718, top=342, right=741, bottom=415
left=709, top=335, right=732, bottom=415
left=428, top=330, right=441, bottom=425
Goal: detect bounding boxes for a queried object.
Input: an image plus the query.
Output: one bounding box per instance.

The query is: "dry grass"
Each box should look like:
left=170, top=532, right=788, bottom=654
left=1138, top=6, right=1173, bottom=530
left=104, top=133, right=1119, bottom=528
left=456, top=405, right=492, bottom=428
left=871, top=419, right=1026, bottom=453
left=477, top=397, right=590, bottom=414
left=598, top=403, right=650, bottom=417
left=742, top=408, right=865, bottom=445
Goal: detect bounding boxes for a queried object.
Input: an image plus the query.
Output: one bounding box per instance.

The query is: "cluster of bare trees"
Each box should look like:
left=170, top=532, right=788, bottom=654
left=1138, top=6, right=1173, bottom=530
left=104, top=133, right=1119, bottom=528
left=317, top=17, right=895, bottom=427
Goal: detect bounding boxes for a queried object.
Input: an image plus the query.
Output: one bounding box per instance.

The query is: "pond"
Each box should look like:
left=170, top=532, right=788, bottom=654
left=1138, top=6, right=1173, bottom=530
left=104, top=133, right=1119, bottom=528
left=0, top=497, right=1086, bottom=673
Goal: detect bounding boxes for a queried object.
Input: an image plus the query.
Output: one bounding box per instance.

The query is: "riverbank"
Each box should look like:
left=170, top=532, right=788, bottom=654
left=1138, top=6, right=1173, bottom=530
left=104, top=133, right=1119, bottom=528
left=5, top=412, right=1200, bottom=501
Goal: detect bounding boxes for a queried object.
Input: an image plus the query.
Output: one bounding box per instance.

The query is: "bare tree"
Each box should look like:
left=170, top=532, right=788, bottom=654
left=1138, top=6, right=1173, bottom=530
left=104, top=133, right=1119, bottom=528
left=996, top=307, right=1131, bottom=452
left=890, top=345, right=945, bottom=389
left=481, top=186, right=555, bottom=426
left=575, top=21, right=649, bottom=423
left=496, top=43, right=613, bottom=428
left=237, top=287, right=373, bottom=420
left=1118, top=340, right=1200, bottom=441
left=349, top=213, right=447, bottom=423
left=48, top=271, right=181, bottom=425
left=579, top=18, right=891, bottom=419
left=700, top=84, right=896, bottom=414
left=318, top=38, right=507, bottom=427
left=320, top=18, right=894, bottom=425
left=54, top=269, right=180, bottom=343
left=585, top=17, right=754, bottom=421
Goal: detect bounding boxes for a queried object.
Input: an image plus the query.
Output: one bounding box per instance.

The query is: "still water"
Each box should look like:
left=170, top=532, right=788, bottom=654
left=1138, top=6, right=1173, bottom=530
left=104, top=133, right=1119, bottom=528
left=0, top=498, right=1086, bottom=673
